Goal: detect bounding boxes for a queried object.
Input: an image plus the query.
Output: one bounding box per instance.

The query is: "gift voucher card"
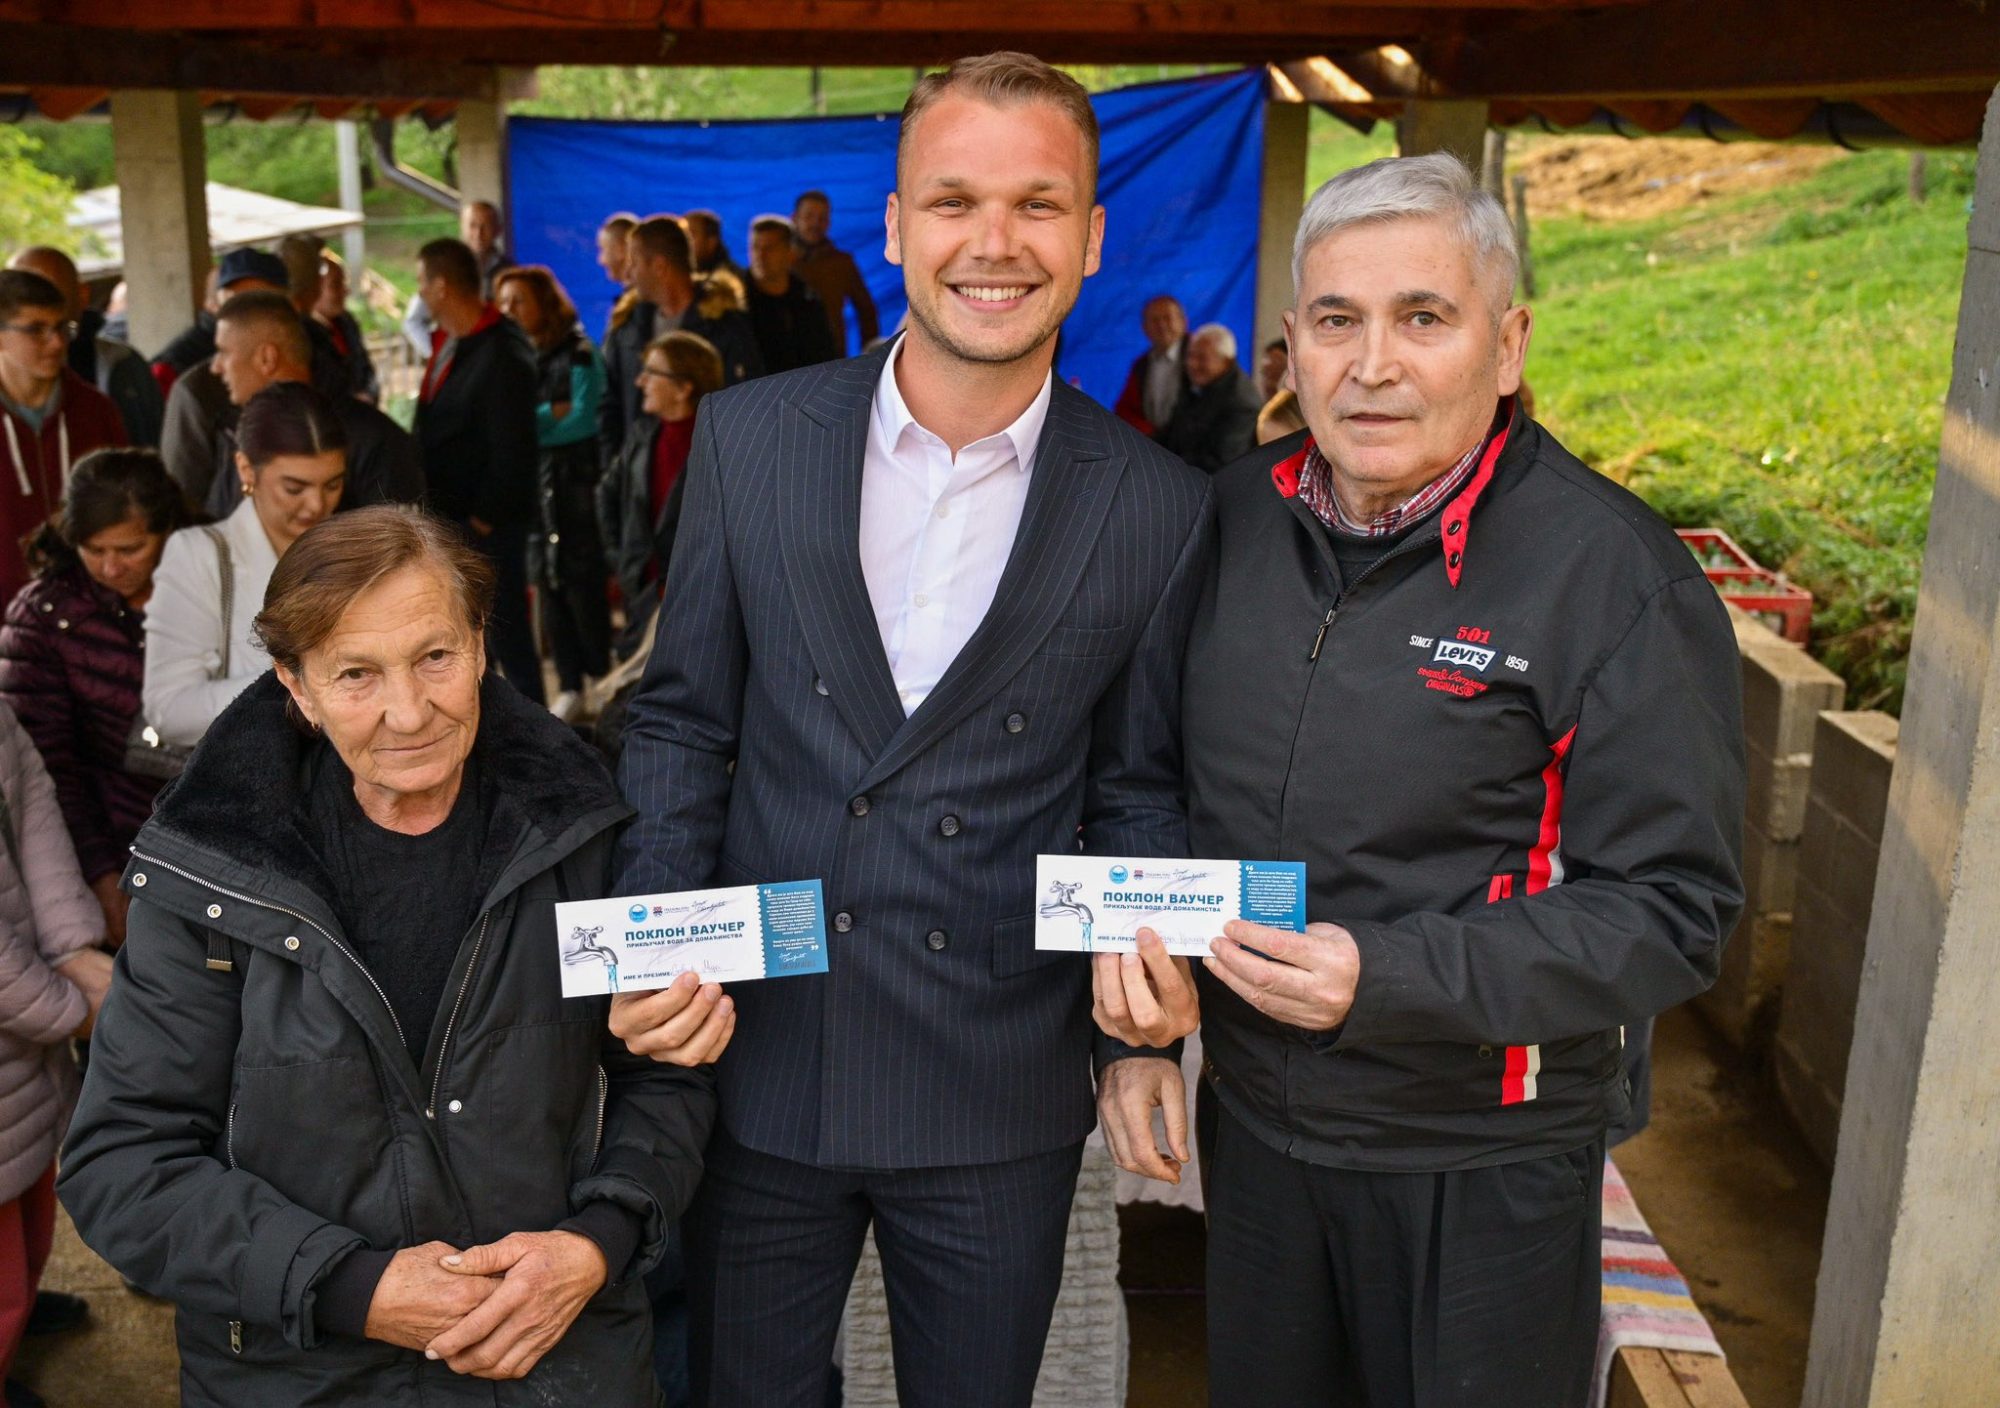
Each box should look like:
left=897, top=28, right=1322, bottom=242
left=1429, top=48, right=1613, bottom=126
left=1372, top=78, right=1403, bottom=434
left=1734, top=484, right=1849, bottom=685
left=1033, top=856, right=1307, bottom=957
left=556, top=880, right=829, bottom=996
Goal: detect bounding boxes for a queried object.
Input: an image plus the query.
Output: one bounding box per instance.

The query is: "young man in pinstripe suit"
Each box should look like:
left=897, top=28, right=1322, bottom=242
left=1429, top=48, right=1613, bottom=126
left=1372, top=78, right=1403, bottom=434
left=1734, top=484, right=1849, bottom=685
left=609, top=51, right=1211, bottom=1408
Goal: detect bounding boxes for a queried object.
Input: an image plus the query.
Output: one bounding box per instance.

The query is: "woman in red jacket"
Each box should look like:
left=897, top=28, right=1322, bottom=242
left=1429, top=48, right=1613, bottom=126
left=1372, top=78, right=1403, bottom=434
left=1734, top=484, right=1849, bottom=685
left=0, top=449, right=192, bottom=944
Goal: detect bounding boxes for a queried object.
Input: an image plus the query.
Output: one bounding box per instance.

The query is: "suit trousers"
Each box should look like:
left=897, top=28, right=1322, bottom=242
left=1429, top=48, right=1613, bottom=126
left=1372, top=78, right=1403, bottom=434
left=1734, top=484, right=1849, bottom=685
left=1205, top=1097, right=1602, bottom=1408
left=685, top=1129, right=1084, bottom=1408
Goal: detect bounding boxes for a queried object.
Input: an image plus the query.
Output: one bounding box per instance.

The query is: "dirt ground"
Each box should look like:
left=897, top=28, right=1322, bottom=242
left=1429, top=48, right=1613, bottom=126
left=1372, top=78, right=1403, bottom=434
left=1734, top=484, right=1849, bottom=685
left=1512, top=136, right=1844, bottom=221
left=15, top=1003, right=1826, bottom=1407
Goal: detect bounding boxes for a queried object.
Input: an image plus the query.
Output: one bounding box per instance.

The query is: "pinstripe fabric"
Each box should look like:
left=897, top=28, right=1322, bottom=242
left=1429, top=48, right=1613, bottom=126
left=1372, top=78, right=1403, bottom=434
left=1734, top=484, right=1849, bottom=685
left=615, top=342, right=1216, bottom=1171
left=685, top=1130, right=1084, bottom=1408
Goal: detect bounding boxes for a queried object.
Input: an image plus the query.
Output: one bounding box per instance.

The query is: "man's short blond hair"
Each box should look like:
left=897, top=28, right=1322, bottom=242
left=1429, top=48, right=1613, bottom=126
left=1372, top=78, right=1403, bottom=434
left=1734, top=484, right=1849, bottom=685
left=898, top=52, right=1099, bottom=199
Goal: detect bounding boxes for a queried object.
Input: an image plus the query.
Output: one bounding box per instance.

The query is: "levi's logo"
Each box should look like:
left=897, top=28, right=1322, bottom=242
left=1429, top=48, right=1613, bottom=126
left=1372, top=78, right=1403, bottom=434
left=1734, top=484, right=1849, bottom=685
left=1433, top=640, right=1495, bottom=672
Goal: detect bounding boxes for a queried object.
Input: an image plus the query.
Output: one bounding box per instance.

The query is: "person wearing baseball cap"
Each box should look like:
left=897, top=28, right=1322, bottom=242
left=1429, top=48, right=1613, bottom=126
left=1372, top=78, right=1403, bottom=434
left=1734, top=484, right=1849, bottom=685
left=157, top=248, right=291, bottom=500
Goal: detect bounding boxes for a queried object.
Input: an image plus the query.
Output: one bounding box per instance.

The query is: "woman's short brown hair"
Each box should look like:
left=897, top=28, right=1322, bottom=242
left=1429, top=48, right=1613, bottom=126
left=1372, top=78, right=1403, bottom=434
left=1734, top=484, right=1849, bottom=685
left=899, top=52, right=1099, bottom=199
left=643, top=330, right=725, bottom=404
left=254, top=506, right=495, bottom=673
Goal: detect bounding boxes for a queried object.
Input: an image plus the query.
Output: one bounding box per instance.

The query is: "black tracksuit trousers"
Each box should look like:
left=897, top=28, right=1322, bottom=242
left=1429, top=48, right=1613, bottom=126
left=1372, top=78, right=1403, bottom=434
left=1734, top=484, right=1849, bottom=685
left=1204, top=1094, right=1603, bottom=1408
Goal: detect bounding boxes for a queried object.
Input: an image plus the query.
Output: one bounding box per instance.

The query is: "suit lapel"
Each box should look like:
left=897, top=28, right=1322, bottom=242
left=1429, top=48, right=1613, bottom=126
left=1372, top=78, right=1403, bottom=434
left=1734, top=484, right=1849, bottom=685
left=777, top=346, right=907, bottom=760
left=854, top=384, right=1127, bottom=796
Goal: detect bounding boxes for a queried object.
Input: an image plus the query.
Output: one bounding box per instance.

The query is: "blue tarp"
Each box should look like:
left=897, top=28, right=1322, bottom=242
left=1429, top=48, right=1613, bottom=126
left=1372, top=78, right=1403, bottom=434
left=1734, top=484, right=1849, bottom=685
left=507, top=69, right=1267, bottom=409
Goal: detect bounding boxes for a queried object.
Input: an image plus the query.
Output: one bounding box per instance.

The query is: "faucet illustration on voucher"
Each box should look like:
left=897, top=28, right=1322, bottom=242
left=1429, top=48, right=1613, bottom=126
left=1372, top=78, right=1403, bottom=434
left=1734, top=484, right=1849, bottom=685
left=562, top=924, right=621, bottom=991
left=1039, top=880, right=1096, bottom=951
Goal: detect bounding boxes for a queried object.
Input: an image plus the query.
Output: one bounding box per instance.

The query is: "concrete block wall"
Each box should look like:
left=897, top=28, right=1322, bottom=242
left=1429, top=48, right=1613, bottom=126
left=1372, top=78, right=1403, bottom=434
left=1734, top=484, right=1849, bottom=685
left=1773, top=710, right=1898, bottom=1167
left=840, top=1141, right=1126, bottom=1404
left=1695, top=610, right=1845, bottom=1049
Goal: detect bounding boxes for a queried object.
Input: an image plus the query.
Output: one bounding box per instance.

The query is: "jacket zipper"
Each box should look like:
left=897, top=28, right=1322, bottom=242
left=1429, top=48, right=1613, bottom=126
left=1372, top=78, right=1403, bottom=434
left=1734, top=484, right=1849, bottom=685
left=228, top=1320, right=242, bottom=1354
left=129, top=847, right=408, bottom=1053
left=1307, top=530, right=1440, bottom=662
left=593, top=1065, right=608, bottom=1160
left=426, top=911, right=493, bottom=1120
left=225, top=1101, right=237, bottom=1169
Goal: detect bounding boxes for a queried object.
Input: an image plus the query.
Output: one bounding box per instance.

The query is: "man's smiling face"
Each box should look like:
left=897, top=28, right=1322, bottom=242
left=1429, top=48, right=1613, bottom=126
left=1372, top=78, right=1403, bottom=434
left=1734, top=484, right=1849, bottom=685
left=885, top=92, right=1104, bottom=368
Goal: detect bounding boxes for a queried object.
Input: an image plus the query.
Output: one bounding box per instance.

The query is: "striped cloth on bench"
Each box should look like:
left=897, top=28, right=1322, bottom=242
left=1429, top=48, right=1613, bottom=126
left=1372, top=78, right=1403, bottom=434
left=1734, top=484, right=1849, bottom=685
left=1593, top=1157, right=1727, bottom=1408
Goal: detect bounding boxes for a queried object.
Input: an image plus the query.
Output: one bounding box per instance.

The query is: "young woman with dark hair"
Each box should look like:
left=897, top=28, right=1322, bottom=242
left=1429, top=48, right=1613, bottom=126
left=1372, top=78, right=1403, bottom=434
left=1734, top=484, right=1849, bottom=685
left=0, top=448, right=193, bottom=942
left=140, top=381, right=347, bottom=748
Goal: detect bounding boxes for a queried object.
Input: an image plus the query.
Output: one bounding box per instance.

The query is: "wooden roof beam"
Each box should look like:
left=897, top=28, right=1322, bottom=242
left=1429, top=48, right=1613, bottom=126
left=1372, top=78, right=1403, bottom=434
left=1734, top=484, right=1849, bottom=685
left=1427, top=0, right=2000, bottom=101
left=0, top=24, right=501, bottom=101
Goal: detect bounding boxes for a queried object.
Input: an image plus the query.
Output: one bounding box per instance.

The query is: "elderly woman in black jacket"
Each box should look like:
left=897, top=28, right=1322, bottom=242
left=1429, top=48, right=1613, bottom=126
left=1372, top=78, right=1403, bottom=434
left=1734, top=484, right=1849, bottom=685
left=59, top=505, right=712, bottom=1405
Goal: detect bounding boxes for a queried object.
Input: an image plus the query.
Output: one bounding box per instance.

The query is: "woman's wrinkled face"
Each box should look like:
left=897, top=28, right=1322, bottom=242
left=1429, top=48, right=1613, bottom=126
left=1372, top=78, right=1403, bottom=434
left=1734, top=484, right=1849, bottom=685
left=244, top=449, right=346, bottom=555
left=78, top=511, right=167, bottom=604
left=277, top=564, right=485, bottom=806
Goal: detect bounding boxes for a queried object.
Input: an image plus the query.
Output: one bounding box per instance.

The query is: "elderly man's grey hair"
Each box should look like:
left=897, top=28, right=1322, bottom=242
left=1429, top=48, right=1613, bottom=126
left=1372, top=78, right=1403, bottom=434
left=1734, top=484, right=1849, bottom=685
left=1292, top=153, right=1519, bottom=309
left=1190, top=322, right=1238, bottom=361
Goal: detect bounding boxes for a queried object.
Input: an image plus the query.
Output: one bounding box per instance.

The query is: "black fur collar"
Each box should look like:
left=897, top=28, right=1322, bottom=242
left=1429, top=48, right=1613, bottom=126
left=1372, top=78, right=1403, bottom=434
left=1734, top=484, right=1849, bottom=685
left=142, top=671, right=626, bottom=890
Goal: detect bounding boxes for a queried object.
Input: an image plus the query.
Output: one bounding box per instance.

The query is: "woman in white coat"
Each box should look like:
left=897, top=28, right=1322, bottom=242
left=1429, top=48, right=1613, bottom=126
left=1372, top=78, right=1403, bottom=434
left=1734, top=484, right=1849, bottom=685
left=141, top=382, right=348, bottom=748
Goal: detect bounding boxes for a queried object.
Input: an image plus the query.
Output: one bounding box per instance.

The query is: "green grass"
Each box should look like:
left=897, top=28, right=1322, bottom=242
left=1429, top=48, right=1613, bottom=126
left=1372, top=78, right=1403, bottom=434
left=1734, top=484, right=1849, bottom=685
left=1520, top=146, right=1975, bottom=713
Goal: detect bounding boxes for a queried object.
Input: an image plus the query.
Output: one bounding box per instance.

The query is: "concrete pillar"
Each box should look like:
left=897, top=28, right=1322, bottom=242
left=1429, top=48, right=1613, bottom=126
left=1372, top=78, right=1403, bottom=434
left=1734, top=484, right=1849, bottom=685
left=1256, top=101, right=1310, bottom=364
left=1801, top=82, right=2000, bottom=1405
left=109, top=90, right=208, bottom=359
left=334, top=119, right=367, bottom=278
left=455, top=95, right=508, bottom=222
left=1396, top=99, right=1488, bottom=170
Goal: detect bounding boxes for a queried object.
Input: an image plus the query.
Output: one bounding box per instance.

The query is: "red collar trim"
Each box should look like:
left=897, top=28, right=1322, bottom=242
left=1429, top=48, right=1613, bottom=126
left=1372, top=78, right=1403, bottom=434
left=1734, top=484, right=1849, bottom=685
left=1272, top=441, right=1311, bottom=498
left=1438, top=398, right=1516, bottom=589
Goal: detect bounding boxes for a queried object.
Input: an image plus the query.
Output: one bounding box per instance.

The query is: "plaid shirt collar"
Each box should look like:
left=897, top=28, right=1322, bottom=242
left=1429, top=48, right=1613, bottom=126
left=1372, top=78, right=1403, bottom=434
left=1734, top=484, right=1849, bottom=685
left=1297, top=433, right=1487, bottom=538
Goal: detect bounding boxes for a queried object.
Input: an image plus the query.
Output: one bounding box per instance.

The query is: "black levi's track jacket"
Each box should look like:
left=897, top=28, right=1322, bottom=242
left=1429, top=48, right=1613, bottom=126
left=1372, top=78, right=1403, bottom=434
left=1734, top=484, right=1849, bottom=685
left=1183, top=404, right=1746, bottom=1172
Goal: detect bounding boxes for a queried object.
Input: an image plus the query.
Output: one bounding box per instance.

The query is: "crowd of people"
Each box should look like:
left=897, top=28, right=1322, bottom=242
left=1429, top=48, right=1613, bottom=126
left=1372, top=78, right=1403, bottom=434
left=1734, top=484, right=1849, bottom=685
left=0, top=47, right=1745, bottom=1408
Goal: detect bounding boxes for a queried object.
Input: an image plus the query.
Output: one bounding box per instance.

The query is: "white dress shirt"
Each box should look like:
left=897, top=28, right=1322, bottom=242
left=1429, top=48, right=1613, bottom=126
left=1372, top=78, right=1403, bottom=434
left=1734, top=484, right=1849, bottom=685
left=859, top=342, right=1052, bottom=715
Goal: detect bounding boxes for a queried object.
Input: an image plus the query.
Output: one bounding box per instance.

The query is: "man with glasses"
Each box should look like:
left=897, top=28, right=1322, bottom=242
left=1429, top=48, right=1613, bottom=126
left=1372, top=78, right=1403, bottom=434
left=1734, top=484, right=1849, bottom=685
left=0, top=269, right=126, bottom=607
left=7, top=247, right=165, bottom=449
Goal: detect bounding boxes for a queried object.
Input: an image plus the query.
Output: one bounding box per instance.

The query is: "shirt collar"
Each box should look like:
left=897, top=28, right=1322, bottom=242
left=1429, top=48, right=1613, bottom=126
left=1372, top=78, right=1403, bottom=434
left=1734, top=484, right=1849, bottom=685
left=873, top=335, right=1053, bottom=475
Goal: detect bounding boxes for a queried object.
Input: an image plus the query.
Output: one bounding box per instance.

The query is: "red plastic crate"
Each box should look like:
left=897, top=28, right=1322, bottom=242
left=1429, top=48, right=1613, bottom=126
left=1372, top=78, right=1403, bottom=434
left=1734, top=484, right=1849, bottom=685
left=1677, top=529, right=1813, bottom=644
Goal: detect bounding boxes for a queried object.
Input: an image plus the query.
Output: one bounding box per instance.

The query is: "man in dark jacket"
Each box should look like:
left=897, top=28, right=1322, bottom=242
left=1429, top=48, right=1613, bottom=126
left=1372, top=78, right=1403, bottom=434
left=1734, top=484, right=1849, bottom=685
left=158, top=249, right=290, bottom=497
left=205, top=290, right=423, bottom=515
left=1157, top=322, right=1260, bottom=473
left=628, top=216, right=763, bottom=389
left=1138, top=153, right=1746, bottom=1408
left=412, top=238, right=544, bottom=705
left=744, top=215, right=838, bottom=375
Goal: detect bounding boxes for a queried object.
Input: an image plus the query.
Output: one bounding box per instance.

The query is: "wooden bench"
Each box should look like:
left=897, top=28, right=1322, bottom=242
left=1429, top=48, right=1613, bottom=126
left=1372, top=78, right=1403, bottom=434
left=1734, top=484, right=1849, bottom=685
left=1611, top=1347, right=1753, bottom=1408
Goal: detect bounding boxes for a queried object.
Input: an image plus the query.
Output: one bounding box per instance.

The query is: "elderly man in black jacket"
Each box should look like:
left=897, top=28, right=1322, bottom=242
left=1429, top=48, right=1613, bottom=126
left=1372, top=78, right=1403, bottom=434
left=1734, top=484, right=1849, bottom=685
left=1147, top=154, right=1746, bottom=1408
left=1158, top=322, right=1261, bottom=473
left=413, top=238, right=545, bottom=705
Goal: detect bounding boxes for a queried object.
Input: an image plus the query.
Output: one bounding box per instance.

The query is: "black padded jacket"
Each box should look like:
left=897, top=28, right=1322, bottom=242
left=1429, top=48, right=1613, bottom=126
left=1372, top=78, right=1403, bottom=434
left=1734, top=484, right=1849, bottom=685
left=1183, top=405, right=1745, bottom=1172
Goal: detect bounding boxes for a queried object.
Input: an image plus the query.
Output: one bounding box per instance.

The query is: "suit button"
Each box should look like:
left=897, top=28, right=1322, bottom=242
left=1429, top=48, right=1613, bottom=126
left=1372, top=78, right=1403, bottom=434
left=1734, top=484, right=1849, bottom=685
left=814, top=676, right=830, bottom=696
left=926, top=930, right=948, bottom=951
left=1004, top=712, right=1026, bottom=734
left=938, top=815, right=961, bottom=837
left=833, top=911, right=854, bottom=933
left=849, top=796, right=871, bottom=818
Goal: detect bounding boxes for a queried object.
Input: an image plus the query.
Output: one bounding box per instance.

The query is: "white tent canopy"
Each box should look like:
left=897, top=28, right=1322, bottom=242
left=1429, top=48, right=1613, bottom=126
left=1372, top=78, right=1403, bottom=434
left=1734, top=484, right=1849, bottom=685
left=68, top=181, right=363, bottom=280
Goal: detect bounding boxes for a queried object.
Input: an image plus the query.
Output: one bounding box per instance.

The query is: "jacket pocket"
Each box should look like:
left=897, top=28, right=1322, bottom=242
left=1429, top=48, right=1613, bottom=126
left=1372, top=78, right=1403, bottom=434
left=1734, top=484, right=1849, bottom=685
left=990, top=914, right=1069, bottom=978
